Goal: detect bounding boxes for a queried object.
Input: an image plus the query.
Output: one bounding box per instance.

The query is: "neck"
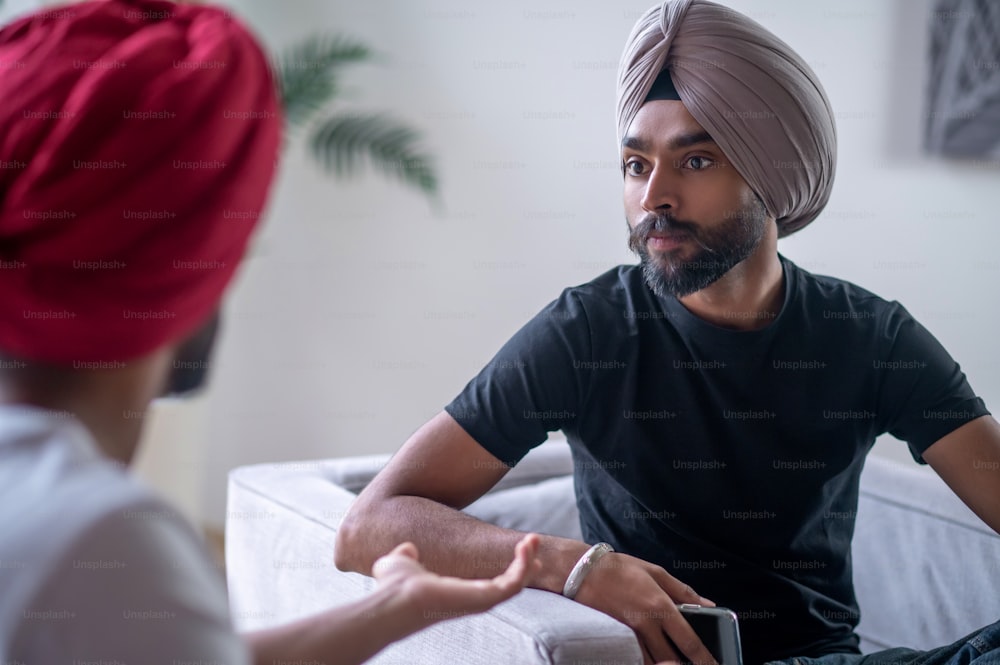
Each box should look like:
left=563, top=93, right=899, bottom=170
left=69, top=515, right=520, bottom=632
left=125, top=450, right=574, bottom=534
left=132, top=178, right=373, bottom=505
left=677, top=226, right=783, bottom=331
left=0, top=351, right=171, bottom=464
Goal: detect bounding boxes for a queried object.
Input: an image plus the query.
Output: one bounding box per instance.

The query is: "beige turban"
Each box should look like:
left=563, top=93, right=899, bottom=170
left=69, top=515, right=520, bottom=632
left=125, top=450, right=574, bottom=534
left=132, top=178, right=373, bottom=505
left=617, top=0, right=837, bottom=237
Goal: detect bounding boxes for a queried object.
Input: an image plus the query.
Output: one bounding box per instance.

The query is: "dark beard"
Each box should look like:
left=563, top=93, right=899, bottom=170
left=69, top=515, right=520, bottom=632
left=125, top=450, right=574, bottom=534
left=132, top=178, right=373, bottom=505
left=627, top=198, right=768, bottom=298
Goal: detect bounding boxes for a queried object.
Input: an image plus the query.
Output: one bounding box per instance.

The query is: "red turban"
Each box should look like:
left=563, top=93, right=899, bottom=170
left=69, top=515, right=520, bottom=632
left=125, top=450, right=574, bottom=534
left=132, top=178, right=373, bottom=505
left=0, top=0, right=281, bottom=365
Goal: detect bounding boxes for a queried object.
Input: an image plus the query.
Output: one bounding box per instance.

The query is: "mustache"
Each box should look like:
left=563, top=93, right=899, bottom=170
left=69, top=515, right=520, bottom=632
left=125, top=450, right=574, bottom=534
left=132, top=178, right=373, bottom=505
left=627, top=211, right=698, bottom=254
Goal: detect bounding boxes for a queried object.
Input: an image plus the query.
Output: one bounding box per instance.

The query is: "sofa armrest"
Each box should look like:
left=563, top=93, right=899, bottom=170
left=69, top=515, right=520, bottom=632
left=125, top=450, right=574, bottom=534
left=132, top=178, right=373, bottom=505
left=226, top=466, right=375, bottom=631
left=366, top=588, right=641, bottom=665
left=316, top=438, right=576, bottom=495
left=225, top=440, right=639, bottom=664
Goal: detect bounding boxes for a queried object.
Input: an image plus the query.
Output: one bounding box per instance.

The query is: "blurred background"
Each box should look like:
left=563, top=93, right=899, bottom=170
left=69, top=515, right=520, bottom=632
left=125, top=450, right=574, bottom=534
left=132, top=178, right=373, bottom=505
left=2, top=0, right=997, bottom=535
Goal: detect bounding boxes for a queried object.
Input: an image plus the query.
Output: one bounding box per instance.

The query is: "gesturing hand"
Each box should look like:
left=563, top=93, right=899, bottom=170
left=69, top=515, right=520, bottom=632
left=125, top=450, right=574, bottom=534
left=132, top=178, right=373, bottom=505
left=371, top=533, right=541, bottom=626
left=573, top=551, right=719, bottom=665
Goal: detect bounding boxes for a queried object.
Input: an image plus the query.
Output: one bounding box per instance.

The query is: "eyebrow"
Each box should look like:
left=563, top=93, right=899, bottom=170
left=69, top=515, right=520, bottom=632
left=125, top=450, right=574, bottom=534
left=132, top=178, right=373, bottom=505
left=621, top=130, right=716, bottom=153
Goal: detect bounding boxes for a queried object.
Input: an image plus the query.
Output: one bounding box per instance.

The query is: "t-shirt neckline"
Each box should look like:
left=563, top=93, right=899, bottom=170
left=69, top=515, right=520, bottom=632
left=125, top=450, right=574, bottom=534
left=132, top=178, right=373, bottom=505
left=656, top=253, right=797, bottom=343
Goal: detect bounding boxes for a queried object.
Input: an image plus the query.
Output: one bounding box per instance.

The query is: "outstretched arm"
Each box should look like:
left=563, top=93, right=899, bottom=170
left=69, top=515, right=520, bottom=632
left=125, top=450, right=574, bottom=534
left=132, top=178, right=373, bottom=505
left=245, top=533, right=540, bottom=665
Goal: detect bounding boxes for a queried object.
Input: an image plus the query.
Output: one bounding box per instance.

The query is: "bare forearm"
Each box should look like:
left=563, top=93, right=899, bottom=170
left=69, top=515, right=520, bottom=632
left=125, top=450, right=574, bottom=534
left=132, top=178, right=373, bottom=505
left=245, top=586, right=424, bottom=665
left=336, top=494, right=586, bottom=593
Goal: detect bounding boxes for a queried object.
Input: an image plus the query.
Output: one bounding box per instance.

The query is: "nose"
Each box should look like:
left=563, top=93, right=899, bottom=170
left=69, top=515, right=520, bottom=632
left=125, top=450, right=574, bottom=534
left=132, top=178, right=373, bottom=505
left=639, top=164, right=679, bottom=213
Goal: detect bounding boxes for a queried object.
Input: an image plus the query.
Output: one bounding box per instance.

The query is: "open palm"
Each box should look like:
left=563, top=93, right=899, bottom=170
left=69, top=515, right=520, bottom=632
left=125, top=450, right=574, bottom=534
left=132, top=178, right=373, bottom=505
left=371, top=534, right=540, bottom=620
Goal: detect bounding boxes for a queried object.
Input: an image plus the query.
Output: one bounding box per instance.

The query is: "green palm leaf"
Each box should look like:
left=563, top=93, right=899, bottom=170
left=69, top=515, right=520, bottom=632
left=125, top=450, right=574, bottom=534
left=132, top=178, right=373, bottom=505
left=275, top=35, right=371, bottom=128
left=309, top=113, right=437, bottom=196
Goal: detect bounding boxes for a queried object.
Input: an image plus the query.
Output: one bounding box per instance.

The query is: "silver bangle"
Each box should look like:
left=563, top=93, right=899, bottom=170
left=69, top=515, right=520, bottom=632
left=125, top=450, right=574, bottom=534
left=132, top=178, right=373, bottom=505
left=562, top=542, right=614, bottom=600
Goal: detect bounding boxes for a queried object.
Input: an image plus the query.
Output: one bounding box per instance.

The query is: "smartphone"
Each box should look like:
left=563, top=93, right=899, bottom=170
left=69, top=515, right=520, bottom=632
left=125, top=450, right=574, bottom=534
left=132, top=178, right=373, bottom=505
left=675, top=604, right=743, bottom=665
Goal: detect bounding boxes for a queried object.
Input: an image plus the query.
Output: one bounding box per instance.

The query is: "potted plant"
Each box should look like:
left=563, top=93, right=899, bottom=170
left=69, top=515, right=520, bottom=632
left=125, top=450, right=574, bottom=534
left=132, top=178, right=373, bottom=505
left=275, top=34, right=438, bottom=199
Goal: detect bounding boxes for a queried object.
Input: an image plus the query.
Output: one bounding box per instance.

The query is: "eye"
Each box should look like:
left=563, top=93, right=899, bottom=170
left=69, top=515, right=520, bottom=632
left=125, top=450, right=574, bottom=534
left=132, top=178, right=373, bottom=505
left=623, top=159, right=647, bottom=176
left=684, top=155, right=715, bottom=171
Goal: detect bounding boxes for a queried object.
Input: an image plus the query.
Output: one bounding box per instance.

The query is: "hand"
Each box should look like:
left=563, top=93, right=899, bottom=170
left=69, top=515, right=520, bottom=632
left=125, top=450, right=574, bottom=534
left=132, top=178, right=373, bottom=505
left=371, top=533, right=541, bottom=628
left=573, top=551, right=718, bottom=665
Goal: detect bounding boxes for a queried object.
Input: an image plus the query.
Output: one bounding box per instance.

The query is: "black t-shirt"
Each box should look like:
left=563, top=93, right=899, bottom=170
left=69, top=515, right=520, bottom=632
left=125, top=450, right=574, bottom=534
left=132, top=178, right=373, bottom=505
left=445, top=256, right=989, bottom=664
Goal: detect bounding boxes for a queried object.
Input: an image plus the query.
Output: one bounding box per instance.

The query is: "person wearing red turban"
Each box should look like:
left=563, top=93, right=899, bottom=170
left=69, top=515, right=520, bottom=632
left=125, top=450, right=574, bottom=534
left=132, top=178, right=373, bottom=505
left=0, top=2, right=538, bottom=663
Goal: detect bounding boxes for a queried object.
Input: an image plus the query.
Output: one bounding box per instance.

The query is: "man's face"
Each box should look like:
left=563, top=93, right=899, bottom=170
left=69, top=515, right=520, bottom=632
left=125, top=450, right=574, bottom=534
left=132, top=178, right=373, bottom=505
left=622, top=100, right=769, bottom=298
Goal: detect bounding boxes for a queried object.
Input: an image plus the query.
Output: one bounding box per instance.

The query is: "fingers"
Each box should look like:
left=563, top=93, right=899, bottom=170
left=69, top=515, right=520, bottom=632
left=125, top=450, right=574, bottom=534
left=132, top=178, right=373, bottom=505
left=513, top=533, right=541, bottom=573
left=389, top=541, right=420, bottom=560
left=516, top=532, right=541, bottom=557
left=414, top=534, right=541, bottom=617
left=569, top=553, right=717, bottom=665
left=650, top=566, right=715, bottom=607
left=490, top=533, right=540, bottom=596
left=636, top=622, right=681, bottom=665
left=460, top=533, right=540, bottom=612
left=629, top=564, right=716, bottom=665
left=371, top=541, right=420, bottom=580
left=662, top=608, right=718, bottom=665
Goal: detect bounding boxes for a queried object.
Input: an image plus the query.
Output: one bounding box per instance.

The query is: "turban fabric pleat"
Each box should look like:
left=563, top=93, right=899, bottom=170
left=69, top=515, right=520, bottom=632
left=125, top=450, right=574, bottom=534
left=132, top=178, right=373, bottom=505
left=617, top=0, right=837, bottom=237
left=0, top=0, right=281, bottom=364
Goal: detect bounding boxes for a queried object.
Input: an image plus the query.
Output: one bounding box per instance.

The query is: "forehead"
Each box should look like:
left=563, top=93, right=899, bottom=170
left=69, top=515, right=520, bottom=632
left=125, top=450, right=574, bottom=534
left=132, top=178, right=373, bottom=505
left=622, top=99, right=710, bottom=148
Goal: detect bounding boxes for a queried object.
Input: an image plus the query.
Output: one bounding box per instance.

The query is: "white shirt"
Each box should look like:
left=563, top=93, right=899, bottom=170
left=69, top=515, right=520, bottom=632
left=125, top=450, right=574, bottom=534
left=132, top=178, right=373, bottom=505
left=0, top=404, right=249, bottom=665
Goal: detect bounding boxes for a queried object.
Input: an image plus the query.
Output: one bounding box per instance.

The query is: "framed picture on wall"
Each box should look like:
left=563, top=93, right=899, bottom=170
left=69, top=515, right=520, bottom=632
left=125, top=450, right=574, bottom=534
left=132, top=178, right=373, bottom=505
left=925, top=0, right=1000, bottom=158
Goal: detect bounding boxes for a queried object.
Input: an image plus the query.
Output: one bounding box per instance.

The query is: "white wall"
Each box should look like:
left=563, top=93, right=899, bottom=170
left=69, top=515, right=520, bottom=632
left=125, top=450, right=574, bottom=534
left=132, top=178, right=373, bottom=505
left=186, top=0, right=998, bottom=528
left=0, top=0, right=46, bottom=17
left=5, top=0, right=996, bottom=525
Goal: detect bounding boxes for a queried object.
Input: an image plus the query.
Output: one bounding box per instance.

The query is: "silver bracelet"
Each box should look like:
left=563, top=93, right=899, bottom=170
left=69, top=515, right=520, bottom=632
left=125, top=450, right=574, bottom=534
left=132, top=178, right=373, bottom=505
left=562, top=542, right=614, bottom=600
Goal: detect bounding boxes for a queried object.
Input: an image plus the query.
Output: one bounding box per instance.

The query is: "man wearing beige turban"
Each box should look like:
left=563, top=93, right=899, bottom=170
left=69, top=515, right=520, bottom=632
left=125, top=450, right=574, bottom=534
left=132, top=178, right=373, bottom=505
left=338, top=1, right=1000, bottom=664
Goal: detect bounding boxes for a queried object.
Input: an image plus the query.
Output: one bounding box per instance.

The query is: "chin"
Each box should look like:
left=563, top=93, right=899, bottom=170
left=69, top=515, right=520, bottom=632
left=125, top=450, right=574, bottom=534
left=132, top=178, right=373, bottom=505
left=650, top=249, right=688, bottom=272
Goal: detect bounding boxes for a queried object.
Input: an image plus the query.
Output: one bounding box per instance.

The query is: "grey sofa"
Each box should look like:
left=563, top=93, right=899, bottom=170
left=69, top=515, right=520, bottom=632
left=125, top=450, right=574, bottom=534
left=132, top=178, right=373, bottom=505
left=226, top=440, right=1000, bottom=664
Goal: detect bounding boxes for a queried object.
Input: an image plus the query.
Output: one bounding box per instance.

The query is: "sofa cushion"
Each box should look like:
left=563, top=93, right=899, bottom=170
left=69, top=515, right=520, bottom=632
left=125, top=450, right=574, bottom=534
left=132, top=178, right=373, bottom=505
left=853, top=455, right=1000, bottom=652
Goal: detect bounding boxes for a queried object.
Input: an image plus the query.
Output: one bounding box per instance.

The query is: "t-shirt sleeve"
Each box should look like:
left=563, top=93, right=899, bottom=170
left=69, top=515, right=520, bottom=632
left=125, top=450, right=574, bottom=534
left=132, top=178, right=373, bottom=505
left=445, top=289, right=592, bottom=466
left=11, top=498, right=250, bottom=665
left=876, top=304, right=990, bottom=463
